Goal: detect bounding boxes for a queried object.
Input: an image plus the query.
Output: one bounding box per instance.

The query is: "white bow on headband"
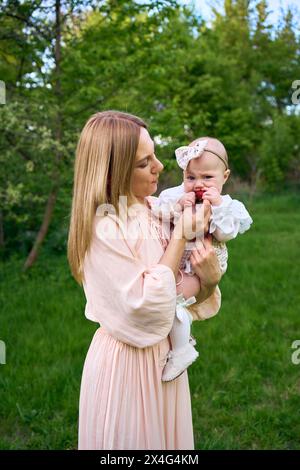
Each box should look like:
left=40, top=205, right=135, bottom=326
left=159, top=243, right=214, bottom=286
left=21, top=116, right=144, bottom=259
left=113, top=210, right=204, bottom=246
left=175, top=139, right=228, bottom=170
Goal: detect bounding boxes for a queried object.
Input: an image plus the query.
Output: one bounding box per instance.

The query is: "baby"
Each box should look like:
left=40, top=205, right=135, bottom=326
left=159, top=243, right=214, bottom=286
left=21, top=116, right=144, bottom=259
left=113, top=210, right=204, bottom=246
left=151, top=137, right=253, bottom=382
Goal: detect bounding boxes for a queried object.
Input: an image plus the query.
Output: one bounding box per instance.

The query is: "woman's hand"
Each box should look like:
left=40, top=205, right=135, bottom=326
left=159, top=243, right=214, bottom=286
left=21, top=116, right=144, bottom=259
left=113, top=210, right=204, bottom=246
left=190, top=234, right=221, bottom=291
left=173, top=199, right=211, bottom=241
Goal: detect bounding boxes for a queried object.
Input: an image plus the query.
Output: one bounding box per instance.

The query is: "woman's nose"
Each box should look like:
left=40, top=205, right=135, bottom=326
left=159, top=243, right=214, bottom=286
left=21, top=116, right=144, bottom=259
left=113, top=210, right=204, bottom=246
left=153, top=156, right=164, bottom=173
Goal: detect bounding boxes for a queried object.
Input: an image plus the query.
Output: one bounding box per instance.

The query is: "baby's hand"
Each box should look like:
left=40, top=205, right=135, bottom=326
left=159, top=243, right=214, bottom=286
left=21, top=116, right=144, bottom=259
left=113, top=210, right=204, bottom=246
left=202, top=187, right=222, bottom=206
left=177, top=191, right=196, bottom=209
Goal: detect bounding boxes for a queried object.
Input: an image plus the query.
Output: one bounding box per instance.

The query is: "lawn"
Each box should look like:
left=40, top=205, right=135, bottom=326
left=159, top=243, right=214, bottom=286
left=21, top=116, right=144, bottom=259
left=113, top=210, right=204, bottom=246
left=0, top=192, right=299, bottom=449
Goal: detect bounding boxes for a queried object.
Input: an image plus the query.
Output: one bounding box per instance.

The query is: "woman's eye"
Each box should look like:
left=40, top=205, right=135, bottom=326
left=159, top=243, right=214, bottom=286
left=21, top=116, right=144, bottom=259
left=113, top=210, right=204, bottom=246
left=140, top=159, right=149, bottom=168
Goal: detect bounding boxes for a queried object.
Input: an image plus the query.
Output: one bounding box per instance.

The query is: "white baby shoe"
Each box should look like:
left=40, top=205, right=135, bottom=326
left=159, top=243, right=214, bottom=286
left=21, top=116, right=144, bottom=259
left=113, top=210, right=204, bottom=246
left=162, top=342, right=199, bottom=382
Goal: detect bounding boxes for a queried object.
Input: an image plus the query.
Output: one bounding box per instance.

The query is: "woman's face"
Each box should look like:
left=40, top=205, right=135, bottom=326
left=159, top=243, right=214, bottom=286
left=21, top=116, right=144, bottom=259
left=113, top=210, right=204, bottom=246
left=132, top=127, right=164, bottom=203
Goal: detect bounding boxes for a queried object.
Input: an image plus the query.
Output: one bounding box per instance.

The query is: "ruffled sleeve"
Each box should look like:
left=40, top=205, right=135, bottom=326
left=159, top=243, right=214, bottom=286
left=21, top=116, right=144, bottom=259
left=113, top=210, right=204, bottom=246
left=82, top=213, right=177, bottom=348
left=186, top=285, right=222, bottom=321
left=158, top=183, right=185, bottom=206
left=209, top=195, right=253, bottom=242
left=151, top=184, right=184, bottom=222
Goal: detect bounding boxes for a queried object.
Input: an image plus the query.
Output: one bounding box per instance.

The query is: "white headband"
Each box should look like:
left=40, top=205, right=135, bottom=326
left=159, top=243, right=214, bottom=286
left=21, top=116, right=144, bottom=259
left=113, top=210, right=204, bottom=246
left=175, top=139, right=229, bottom=170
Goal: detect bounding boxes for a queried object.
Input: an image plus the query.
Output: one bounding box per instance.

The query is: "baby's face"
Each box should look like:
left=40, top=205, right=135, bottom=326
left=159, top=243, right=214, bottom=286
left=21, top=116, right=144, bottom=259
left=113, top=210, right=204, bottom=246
left=183, top=152, right=229, bottom=194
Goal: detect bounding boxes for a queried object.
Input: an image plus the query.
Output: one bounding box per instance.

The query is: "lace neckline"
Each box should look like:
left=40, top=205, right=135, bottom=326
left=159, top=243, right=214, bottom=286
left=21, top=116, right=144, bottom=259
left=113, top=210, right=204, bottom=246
left=144, top=198, right=168, bottom=250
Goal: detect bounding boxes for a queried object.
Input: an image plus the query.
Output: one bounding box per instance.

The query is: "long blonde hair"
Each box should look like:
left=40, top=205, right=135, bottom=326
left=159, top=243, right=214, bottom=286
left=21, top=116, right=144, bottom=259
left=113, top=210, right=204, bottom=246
left=67, top=110, right=147, bottom=285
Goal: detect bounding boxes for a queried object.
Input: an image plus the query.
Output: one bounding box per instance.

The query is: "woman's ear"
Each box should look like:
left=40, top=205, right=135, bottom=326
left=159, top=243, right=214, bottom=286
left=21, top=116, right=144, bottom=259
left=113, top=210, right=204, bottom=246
left=223, top=169, right=230, bottom=184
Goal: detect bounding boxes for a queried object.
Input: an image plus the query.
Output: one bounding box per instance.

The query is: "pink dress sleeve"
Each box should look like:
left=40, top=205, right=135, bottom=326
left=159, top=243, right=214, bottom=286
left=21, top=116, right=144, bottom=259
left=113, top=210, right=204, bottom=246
left=82, top=214, right=177, bottom=349
left=186, top=285, right=222, bottom=321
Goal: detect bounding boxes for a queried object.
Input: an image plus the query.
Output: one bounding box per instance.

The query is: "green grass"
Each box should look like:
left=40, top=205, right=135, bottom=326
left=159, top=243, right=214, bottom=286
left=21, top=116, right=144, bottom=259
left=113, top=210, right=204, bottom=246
left=191, top=191, right=300, bottom=449
left=0, top=192, right=300, bottom=449
left=0, top=254, right=97, bottom=450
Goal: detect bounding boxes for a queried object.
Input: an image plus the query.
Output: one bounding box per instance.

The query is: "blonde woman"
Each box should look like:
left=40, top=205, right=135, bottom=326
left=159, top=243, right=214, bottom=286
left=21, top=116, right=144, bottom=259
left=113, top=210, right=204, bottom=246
left=68, top=110, right=222, bottom=450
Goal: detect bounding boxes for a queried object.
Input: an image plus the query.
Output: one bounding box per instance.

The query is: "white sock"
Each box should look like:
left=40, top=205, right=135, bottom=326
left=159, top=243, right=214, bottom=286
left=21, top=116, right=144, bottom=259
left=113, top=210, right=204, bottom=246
left=169, top=308, right=191, bottom=352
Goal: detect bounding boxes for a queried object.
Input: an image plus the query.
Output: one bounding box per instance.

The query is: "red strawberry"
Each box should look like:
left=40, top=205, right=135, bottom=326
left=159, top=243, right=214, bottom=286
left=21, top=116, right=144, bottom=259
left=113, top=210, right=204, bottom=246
left=194, top=189, right=205, bottom=202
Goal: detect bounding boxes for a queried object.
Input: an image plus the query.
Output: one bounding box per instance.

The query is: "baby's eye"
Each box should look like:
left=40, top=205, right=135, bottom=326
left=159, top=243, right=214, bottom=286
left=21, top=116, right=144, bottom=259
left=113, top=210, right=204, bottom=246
left=205, top=176, right=212, bottom=179
left=187, top=176, right=194, bottom=180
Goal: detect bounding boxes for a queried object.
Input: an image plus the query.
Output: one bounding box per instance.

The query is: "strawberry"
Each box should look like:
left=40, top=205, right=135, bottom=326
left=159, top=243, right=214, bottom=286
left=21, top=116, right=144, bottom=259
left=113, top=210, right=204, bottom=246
left=194, top=189, right=205, bottom=203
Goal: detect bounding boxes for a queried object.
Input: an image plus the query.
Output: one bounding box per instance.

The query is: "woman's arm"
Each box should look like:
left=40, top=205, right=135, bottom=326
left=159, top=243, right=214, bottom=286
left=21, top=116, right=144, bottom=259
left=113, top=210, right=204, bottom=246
left=159, top=201, right=211, bottom=279
left=159, top=233, right=186, bottom=279
left=194, top=283, right=217, bottom=304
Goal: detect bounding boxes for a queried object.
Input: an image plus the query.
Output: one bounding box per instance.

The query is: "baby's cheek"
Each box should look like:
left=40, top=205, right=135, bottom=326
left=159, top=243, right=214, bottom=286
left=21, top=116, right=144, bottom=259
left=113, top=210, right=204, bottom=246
left=184, top=181, right=193, bottom=192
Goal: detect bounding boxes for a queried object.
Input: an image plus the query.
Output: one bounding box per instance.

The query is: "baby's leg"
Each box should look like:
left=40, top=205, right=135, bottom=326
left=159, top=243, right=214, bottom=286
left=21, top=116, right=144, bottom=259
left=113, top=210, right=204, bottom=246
left=162, top=307, right=198, bottom=382
left=169, top=308, right=192, bottom=351
left=176, top=269, right=201, bottom=303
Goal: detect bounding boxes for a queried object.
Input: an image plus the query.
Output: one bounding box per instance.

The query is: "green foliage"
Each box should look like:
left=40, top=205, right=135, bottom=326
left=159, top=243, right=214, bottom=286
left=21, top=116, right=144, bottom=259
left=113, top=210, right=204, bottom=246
left=0, top=0, right=299, bottom=259
left=259, top=113, right=295, bottom=189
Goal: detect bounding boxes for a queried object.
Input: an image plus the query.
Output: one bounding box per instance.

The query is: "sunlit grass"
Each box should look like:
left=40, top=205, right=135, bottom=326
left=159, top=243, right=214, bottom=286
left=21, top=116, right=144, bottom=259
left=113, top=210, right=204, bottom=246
left=190, top=191, right=300, bottom=449
left=0, top=192, right=299, bottom=449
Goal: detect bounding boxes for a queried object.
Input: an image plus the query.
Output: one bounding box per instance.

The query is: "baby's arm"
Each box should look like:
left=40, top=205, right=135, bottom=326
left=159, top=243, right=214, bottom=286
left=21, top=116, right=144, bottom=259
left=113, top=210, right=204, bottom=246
left=153, top=186, right=185, bottom=222
left=176, top=191, right=196, bottom=209
left=201, top=188, right=253, bottom=242
left=154, top=188, right=197, bottom=224
left=209, top=197, right=253, bottom=242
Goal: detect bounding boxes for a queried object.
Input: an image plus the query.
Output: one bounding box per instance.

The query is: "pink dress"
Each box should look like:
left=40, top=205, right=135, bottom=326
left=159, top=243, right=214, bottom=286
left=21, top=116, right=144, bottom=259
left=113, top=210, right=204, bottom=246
left=78, top=196, right=221, bottom=450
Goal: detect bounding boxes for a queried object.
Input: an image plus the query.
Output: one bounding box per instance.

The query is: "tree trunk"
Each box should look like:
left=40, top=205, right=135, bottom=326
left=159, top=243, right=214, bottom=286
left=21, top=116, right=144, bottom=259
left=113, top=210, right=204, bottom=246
left=23, top=189, right=58, bottom=270
left=23, top=0, right=62, bottom=271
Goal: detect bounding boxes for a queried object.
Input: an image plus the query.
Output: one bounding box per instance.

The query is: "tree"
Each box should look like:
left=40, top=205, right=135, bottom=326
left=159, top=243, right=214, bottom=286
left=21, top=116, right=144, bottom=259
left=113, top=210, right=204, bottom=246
left=1, top=0, right=185, bottom=264
left=0, top=0, right=299, bottom=264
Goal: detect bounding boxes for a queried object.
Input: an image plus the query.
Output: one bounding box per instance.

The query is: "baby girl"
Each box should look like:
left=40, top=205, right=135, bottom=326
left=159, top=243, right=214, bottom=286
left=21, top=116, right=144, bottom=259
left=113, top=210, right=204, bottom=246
left=151, top=136, right=253, bottom=382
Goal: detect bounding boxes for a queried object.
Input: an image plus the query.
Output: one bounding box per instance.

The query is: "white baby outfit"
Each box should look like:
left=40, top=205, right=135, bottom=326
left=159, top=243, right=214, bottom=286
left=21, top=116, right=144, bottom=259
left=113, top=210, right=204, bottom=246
left=152, top=139, right=253, bottom=381
left=151, top=182, right=253, bottom=277
left=151, top=185, right=253, bottom=381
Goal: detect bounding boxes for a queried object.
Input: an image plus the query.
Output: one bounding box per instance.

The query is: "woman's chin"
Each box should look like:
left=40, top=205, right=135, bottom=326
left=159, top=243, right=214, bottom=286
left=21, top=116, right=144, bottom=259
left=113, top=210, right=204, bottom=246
left=136, top=184, right=158, bottom=200
left=150, top=182, right=158, bottom=193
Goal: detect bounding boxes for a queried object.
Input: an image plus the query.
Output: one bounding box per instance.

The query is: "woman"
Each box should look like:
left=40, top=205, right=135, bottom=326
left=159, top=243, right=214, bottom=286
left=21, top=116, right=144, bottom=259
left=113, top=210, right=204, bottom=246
left=68, top=110, right=222, bottom=450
